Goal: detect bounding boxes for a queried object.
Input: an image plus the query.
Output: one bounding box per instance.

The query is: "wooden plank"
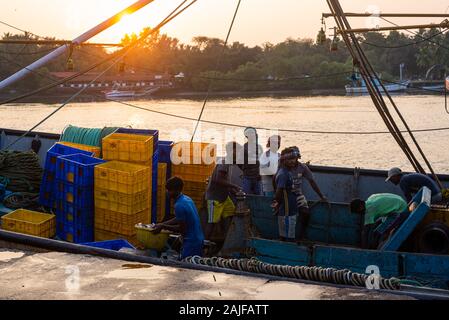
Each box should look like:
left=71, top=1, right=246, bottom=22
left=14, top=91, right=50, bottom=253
left=381, top=188, right=432, bottom=251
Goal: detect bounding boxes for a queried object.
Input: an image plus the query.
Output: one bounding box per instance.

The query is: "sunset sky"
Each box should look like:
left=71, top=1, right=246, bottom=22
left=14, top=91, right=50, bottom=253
left=1, top=0, right=449, bottom=46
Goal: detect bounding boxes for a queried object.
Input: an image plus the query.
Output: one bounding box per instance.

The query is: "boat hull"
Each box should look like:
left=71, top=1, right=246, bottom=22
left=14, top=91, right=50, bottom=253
left=346, top=82, right=409, bottom=95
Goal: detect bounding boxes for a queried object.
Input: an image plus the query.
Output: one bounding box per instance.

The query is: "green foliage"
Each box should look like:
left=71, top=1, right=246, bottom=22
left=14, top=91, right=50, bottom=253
left=1, top=26, right=449, bottom=93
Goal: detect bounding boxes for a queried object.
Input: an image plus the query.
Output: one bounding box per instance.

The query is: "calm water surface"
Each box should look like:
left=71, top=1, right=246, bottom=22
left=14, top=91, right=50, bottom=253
left=1, top=95, right=448, bottom=173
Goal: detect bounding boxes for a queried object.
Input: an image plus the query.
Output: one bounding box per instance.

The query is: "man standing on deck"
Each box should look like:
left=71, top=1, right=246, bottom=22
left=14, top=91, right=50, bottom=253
left=351, top=194, right=409, bottom=249
left=288, top=146, right=327, bottom=240
left=273, top=147, right=327, bottom=242
left=205, top=142, right=243, bottom=240
left=239, top=127, right=263, bottom=195
left=386, top=167, right=442, bottom=203
left=153, top=177, right=205, bottom=260
left=260, top=135, right=281, bottom=197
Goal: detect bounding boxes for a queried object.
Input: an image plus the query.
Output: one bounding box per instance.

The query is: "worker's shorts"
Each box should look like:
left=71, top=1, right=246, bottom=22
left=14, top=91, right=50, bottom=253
left=207, top=197, right=236, bottom=224
left=278, top=215, right=297, bottom=240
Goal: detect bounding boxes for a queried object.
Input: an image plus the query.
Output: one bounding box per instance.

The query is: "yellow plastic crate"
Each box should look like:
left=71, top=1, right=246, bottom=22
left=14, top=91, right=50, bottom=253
left=172, top=163, right=215, bottom=183
left=171, top=142, right=217, bottom=165
left=102, top=133, right=154, bottom=163
left=156, top=185, right=167, bottom=223
left=57, top=142, right=101, bottom=158
left=157, top=163, right=167, bottom=187
left=1, top=209, right=56, bottom=238
left=95, top=208, right=150, bottom=236
left=95, top=188, right=150, bottom=215
left=94, top=161, right=151, bottom=194
left=136, top=225, right=170, bottom=251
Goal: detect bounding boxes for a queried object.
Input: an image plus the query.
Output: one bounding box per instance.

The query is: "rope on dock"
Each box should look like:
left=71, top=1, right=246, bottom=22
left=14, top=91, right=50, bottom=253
left=184, top=256, right=401, bottom=291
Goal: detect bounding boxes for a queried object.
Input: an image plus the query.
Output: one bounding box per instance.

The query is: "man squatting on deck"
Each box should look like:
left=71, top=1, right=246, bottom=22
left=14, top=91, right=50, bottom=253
left=153, top=177, right=205, bottom=260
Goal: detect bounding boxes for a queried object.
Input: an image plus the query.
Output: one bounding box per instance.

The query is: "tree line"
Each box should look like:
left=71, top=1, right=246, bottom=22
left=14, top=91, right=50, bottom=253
left=1, top=27, right=448, bottom=92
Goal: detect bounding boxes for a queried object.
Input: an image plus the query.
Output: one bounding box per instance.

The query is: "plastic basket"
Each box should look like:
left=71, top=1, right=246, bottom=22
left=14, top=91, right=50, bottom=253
left=171, top=142, right=216, bottom=165
left=151, top=152, right=159, bottom=224
left=2, top=209, right=56, bottom=238
left=81, top=239, right=136, bottom=251
left=56, top=201, right=94, bottom=227
left=95, top=207, right=150, bottom=236
left=172, top=163, right=215, bottom=183
left=45, top=143, right=94, bottom=173
left=116, top=128, right=159, bottom=153
left=136, top=225, right=170, bottom=251
left=39, top=171, right=58, bottom=208
left=159, top=141, right=174, bottom=164
left=57, top=220, right=94, bottom=243
left=94, top=188, right=150, bottom=215
left=94, top=229, right=140, bottom=247
left=56, top=154, right=105, bottom=186
left=55, top=181, right=94, bottom=208
left=102, top=133, right=154, bottom=164
left=57, top=142, right=101, bottom=158
left=94, top=161, right=151, bottom=194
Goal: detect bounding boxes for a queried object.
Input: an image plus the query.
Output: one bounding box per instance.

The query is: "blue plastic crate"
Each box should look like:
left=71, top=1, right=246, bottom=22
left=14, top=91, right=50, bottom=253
left=81, top=239, right=135, bottom=251
left=56, top=220, right=94, bottom=243
left=45, top=143, right=94, bottom=173
left=55, top=181, right=94, bottom=209
left=159, top=141, right=174, bottom=164
left=56, top=201, right=94, bottom=227
left=116, top=128, right=159, bottom=153
left=56, top=154, right=105, bottom=186
left=39, top=171, right=58, bottom=208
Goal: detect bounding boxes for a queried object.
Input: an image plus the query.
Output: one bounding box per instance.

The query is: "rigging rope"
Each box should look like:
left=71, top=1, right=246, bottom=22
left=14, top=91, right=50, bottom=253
left=1, top=0, right=198, bottom=150
left=0, top=151, right=42, bottom=193
left=191, top=0, right=242, bottom=142
left=184, top=256, right=401, bottom=291
left=328, top=0, right=444, bottom=190
left=0, top=0, right=196, bottom=106
left=362, top=28, right=449, bottom=49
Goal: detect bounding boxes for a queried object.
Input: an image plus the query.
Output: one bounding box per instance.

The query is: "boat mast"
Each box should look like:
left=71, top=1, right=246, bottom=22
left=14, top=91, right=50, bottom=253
left=0, top=0, right=155, bottom=90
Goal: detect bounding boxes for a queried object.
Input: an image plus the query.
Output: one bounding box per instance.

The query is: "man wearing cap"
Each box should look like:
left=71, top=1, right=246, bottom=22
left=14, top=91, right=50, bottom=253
left=351, top=194, right=409, bottom=249
left=386, top=167, right=442, bottom=203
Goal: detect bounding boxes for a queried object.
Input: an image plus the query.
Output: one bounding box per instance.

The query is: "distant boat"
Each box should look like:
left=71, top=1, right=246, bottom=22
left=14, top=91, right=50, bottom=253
left=346, top=74, right=409, bottom=95
left=104, top=84, right=160, bottom=99
left=105, top=89, right=136, bottom=98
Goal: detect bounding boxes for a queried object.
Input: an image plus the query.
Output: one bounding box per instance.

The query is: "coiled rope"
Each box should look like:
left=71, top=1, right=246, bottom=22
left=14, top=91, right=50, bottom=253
left=60, top=125, right=119, bottom=147
left=0, top=151, right=42, bottom=193
left=184, top=256, right=401, bottom=291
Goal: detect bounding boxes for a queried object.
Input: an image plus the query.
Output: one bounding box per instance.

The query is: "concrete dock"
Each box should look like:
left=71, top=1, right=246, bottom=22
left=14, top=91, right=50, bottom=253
left=0, top=248, right=415, bottom=300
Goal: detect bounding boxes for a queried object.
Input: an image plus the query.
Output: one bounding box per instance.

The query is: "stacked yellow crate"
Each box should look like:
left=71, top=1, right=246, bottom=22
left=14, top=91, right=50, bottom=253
left=95, top=133, right=154, bottom=245
left=171, top=142, right=217, bottom=211
left=156, top=163, right=168, bottom=223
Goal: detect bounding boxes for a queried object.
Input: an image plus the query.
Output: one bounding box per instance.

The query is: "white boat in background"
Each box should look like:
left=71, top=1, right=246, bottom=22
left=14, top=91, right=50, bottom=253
left=346, top=73, right=409, bottom=95
left=104, top=83, right=160, bottom=99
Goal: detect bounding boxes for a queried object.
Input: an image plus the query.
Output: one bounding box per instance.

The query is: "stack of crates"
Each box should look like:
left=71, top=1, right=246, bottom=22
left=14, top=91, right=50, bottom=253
left=116, top=128, right=159, bottom=223
left=55, top=154, right=105, bottom=243
left=97, top=133, right=154, bottom=245
left=171, top=142, right=217, bottom=211
left=156, top=163, right=167, bottom=222
left=156, top=141, right=174, bottom=222
left=39, top=143, right=94, bottom=209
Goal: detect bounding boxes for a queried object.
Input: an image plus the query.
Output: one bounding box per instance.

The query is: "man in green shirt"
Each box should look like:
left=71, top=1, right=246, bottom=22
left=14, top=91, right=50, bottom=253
left=351, top=194, right=409, bottom=249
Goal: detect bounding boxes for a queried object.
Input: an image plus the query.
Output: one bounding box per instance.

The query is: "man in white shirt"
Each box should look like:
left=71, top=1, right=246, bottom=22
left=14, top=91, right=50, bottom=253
left=260, top=135, right=281, bottom=197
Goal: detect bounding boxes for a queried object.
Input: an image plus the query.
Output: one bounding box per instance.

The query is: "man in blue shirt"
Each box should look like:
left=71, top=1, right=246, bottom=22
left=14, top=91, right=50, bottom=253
left=153, top=177, right=205, bottom=260
left=386, top=167, right=442, bottom=203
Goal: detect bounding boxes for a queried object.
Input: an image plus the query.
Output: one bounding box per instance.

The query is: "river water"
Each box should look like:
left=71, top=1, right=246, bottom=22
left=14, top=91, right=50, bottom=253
left=2, top=94, right=448, bottom=173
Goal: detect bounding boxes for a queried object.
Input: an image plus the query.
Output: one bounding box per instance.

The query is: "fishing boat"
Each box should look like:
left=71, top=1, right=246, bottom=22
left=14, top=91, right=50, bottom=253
left=346, top=74, right=410, bottom=95
left=2, top=0, right=449, bottom=300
